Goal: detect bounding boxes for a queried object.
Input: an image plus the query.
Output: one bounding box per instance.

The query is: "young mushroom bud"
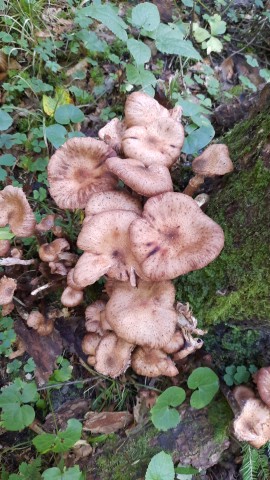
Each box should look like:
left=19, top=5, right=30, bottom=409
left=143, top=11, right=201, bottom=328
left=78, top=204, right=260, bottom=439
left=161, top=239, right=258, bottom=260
left=39, top=238, right=70, bottom=262
left=82, top=333, right=102, bottom=356
left=98, top=117, right=125, bottom=153
left=233, top=386, right=255, bottom=409
left=27, top=311, right=54, bottom=336
left=61, top=286, right=83, bottom=307
left=36, top=214, right=55, bottom=233
left=85, top=300, right=107, bottom=335
left=183, top=144, right=234, bottom=197
left=94, top=332, right=134, bottom=378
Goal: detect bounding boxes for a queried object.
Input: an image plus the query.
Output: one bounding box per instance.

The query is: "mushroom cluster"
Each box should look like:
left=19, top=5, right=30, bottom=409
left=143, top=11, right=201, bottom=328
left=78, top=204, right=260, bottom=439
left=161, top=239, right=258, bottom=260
left=45, top=91, right=233, bottom=378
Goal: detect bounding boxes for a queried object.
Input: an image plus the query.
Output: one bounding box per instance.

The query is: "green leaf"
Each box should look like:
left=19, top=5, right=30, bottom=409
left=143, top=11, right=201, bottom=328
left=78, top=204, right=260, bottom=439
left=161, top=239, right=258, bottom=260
left=223, top=373, right=234, bottom=386
left=175, top=465, right=199, bottom=474
left=54, top=105, right=85, bottom=125
left=24, top=358, right=36, bottom=373
left=81, top=4, right=128, bottom=42
left=126, top=65, right=156, bottom=91
left=0, top=227, right=14, bottom=240
left=146, top=451, right=175, bottom=480
left=127, top=39, right=151, bottom=65
left=182, top=123, right=215, bottom=154
left=20, top=381, right=38, bottom=403
left=188, top=367, right=219, bottom=409
left=156, top=24, right=201, bottom=59
left=151, top=404, right=180, bottom=431
left=45, top=124, right=67, bottom=148
left=42, top=466, right=83, bottom=480
left=156, top=386, right=186, bottom=407
left=33, top=419, right=82, bottom=453
left=202, top=36, right=223, bottom=54
left=239, top=75, right=257, bottom=92
left=75, top=30, right=106, bottom=52
left=259, top=68, right=270, bottom=81
left=208, top=14, right=227, bottom=36
left=6, top=360, right=22, bottom=374
left=193, top=26, right=210, bottom=43
left=131, top=3, right=160, bottom=31
left=245, top=55, right=259, bottom=68
left=0, top=109, right=13, bottom=131
left=2, top=403, right=35, bottom=430
left=0, top=154, right=16, bottom=166
left=181, top=0, right=193, bottom=6
left=234, top=366, right=250, bottom=384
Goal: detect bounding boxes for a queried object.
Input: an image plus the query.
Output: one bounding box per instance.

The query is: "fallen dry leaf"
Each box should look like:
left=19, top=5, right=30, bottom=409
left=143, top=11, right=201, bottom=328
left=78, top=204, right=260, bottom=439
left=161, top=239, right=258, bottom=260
left=83, top=411, right=133, bottom=434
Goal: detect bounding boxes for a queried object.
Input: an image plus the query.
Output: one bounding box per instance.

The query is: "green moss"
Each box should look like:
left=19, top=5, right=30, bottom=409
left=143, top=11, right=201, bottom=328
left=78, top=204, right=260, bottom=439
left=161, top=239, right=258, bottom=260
left=176, top=109, right=270, bottom=327
left=207, top=397, right=233, bottom=442
left=95, top=427, right=158, bottom=480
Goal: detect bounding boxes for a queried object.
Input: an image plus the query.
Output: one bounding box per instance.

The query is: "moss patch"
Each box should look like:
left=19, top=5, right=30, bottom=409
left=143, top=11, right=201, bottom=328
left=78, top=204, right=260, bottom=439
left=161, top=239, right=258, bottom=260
left=176, top=109, right=270, bottom=327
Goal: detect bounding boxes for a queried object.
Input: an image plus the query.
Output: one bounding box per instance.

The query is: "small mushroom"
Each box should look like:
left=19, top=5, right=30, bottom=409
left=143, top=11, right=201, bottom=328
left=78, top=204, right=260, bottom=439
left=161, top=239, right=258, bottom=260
left=39, top=238, right=70, bottom=262
left=61, top=286, right=83, bottom=307
left=124, top=91, right=181, bottom=128
left=255, top=367, right=270, bottom=408
left=234, top=399, right=270, bottom=448
left=85, top=300, right=107, bottom=334
left=0, top=276, right=17, bottom=305
left=98, top=118, right=125, bottom=153
left=105, top=157, right=173, bottom=197
left=36, top=214, right=55, bottom=233
left=129, top=192, right=224, bottom=281
left=173, top=330, right=203, bottom=360
left=27, top=311, right=54, bottom=336
left=94, top=332, right=134, bottom=378
left=122, top=118, right=184, bottom=168
left=131, top=347, right=178, bottom=377
left=105, top=279, right=177, bottom=348
left=0, top=240, right=10, bottom=257
left=233, top=386, right=256, bottom=409
left=183, top=144, right=234, bottom=197
left=0, top=186, right=36, bottom=237
left=85, top=191, right=142, bottom=218
left=49, top=261, right=68, bottom=276
left=48, top=137, right=118, bottom=210
left=82, top=333, right=102, bottom=356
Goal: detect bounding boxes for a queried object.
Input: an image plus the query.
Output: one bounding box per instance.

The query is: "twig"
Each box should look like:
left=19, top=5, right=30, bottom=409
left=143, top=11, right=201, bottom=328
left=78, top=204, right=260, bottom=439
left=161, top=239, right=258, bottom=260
left=37, top=377, right=98, bottom=391
left=231, top=17, right=268, bottom=57
left=31, top=280, right=62, bottom=296
left=0, top=257, right=35, bottom=266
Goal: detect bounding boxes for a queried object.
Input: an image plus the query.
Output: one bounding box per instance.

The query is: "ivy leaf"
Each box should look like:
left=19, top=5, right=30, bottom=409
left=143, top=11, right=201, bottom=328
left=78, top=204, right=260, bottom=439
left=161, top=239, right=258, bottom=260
left=81, top=4, right=128, bottom=42
left=127, top=38, right=151, bottom=65
left=208, top=14, right=227, bottom=36
left=188, top=367, right=219, bottom=409
left=131, top=3, right=160, bottom=31
left=45, top=124, right=67, bottom=148
left=146, top=451, right=175, bottom=480
left=0, top=109, right=13, bottom=130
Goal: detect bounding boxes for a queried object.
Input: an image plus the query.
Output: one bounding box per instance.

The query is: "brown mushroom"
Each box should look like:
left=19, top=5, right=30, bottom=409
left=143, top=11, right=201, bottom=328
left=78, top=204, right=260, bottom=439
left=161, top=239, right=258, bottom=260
left=67, top=268, right=83, bottom=291
left=0, top=240, right=10, bottom=257
left=183, top=144, right=234, bottom=197
left=131, top=347, right=178, bottom=377
left=0, top=276, right=17, bottom=305
left=98, top=118, right=125, bottom=153
left=49, top=261, right=68, bottom=276
left=122, top=118, right=184, bottom=168
left=163, top=330, right=185, bottom=354
left=129, top=192, right=224, bottom=281
left=234, top=399, right=270, bottom=448
left=27, top=311, right=54, bottom=336
left=105, top=279, right=177, bottom=348
left=48, top=137, right=118, bottom=210
left=173, top=331, right=203, bottom=360
left=85, top=300, right=107, bottom=335
left=233, top=386, right=255, bottom=409
left=39, top=238, right=70, bottom=262
left=94, top=332, right=134, bottom=378
left=61, top=286, right=83, bottom=307
left=85, top=191, right=142, bottom=218
left=36, top=214, right=55, bottom=233
left=82, top=333, right=102, bottom=356
left=0, top=186, right=36, bottom=237
left=105, top=157, right=173, bottom=197
left=255, top=367, right=270, bottom=408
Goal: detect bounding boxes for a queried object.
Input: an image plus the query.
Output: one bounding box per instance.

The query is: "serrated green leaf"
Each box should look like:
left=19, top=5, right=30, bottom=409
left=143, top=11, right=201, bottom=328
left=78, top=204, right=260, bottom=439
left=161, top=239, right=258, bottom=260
left=131, top=3, right=160, bottom=31
left=245, top=55, right=259, bottom=67
left=81, top=4, right=128, bottom=41
left=20, top=381, right=38, bottom=403
left=146, top=451, right=175, bottom=480
left=175, top=465, right=199, bottom=474
left=239, top=75, right=257, bottom=92
left=127, top=39, right=151, bottom=65
left=126, top=64, right=156, bottom=89
left=0, top=109, right=13, bottom=131
left=188, top=367, right=219, bottom=409
left=156, top=24, right=201, bottom=59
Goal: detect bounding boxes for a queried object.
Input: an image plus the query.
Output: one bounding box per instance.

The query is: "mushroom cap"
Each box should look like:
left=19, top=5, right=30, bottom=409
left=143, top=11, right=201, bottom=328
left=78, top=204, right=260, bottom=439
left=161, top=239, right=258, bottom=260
left=48, top=137, right=118, bottom=210
left=234, top=399, right=270, bottom=448
left=39, top=238, right=70, bottom=262
left=73, top=252, right=113, bottom=288
left=85, top=191, right=142, bottom=218
left=95, top=332, right=134, bottom=378
left=105, top=157, right=173, bottom=197
left=67, top=268, right=83, bottom=291
left=49, top=261, right=68, bottom=276
left=255, top=367, right=270, bottom=408
left=98, top=118, right=125, bottom=153
left=105, top=279, right=177, bottom=348
left=82, top=333, right=102, bottom=355
left=129, top=192, right=224, bottom=281
left=124, top=92, right=173, bottom=128
left=0, top=240, right=10, bottom=257
left=131, top=347, right=179, bottom=377
left=233, top=386, right=255, bottom=409
left=85, top=300, right=107, bottom=334
left=27, top=311, right=54, bottom=336
left=0, top=186, right=36, bottom=237
left=0, top=276, right=17, bottom=305
left=192, top=144, right=234, bottom=177
left=76, top=210, right=143, bottom=285
left=61, top=286, right=83, bottom=307
left=122, top=118, right=184, bottom=168
left=36, top=214, right=55, bottom=233
left=163, top=330, right=185, bottom=354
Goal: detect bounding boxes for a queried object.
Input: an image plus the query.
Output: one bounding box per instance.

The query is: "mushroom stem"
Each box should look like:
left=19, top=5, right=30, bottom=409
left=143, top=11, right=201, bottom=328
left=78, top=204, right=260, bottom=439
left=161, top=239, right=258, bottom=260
left=194, top=193, right=210, bottom=209
left=183, top=174, right=205, bottom=197
left=0, top=257, right=35, bottom=266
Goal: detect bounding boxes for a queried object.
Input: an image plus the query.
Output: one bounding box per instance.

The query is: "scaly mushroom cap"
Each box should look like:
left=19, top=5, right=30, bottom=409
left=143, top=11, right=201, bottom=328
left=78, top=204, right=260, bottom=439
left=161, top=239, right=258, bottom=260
left=82, top=333, right=102, bottom=355
left=85, top=191, right=142, bottom=218
left=234, top=399, right=270, bottom=448
left=0, top=186, right=36, bottom=237
left=85, top=300, right=107, bottom=334
left=48, top=137, right=118, bottom=210
left=0, top=276, right=17, bottom=305
left=122, top=118, right=184, bottom=168
left=75, top=210, right=143, bottom=286
left=163, top=330, right=185, bottom=354
left=27, top=311, right=54, bottom=336
left=95, top=332, right=134, bottom=378
left=39, top=238, right=70, bottom=262
left=36, top=214, right=55, bottom=233
left=255, top=367, right=270, bottom=408
left=105, top=279, right=177, bottom=348
left=233, top=386, right=255, bottom=409
left=98, top=118, right=125, bottom=153
left=61, top=286, right=83, bottom=307
left=73, top=252, right=113, bottom=288
left=0, top=240, right=10, bottom=256
left=124, top=91, right=177, bottom=127
left=67, top=268, right=83, bottom=291
left=106, top=157, right=173, bottom=197
left=129, top=192, right=224, bottom=281
left=131, top=347, right=179, bottom=377
left=192, top=144, right=234, bottom=177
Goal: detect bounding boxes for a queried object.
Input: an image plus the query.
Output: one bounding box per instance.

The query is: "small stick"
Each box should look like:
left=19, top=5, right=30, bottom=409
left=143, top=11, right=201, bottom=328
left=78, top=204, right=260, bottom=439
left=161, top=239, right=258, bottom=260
left=31, top=279, right=63, bottom=296
left=0, top=257, right=35, bottom=266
